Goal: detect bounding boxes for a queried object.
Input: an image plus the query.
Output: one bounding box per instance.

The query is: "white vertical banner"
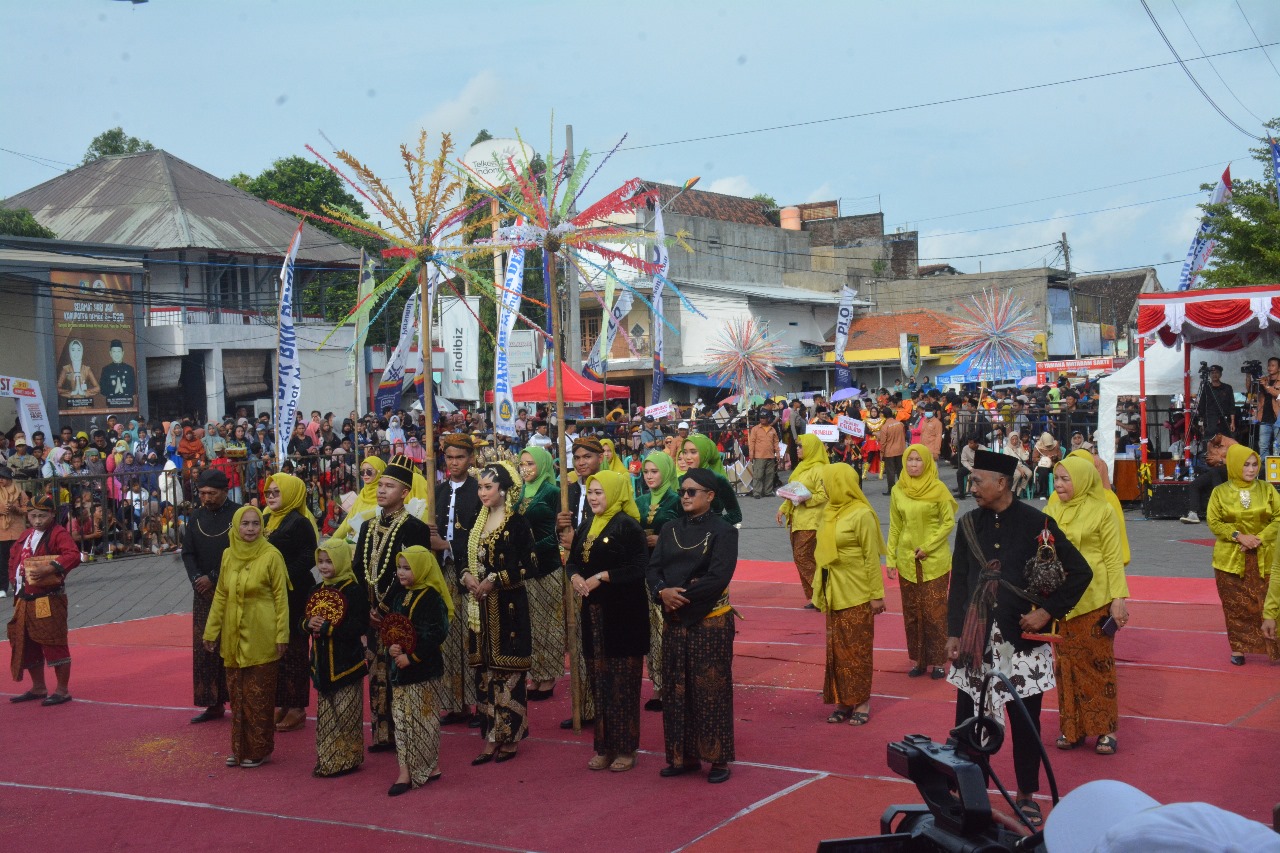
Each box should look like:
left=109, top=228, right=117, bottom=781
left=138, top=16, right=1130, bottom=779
left=494, top=247, right=526, bottom=438
left=584, top=289, right=634, bottom=380
left=274, top=223, right=304, bottom=465
left=440, top=295, right=480, bottom=401
left=1177, top=166, right=1232, bottom=291
left=650, top=205, right=670, bottom=405
left=832, top=284, right=858, bottom=389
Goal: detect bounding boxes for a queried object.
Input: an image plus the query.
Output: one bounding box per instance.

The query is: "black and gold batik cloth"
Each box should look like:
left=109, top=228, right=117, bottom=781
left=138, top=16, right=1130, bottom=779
left=435, top=476, right=482, bottom=714
left=307, top=578, right=369, bottom=777
left=181, top=497, right=240, bottom=707
left=569, top=512, right=650, bottom=757
left=466, top=505, right=536, bottom=745
left=564, top=479, right=597, bottom=721
left=227, top=663, right=277, bottom=763
left=647, top=508, right=740, bottom=768
left=389, top=583, right=450, bottom=788
left=518, top=479, right=565, bottom=687
left=352, top=507, right=432, bottom=746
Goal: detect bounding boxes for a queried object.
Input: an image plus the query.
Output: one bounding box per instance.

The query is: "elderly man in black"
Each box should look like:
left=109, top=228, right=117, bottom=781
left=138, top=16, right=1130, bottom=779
left=555, top=435, right=606, bottom=730
left=182, top=468, right=240, bottom=723
left=945, top=449, right=1091, bottom=829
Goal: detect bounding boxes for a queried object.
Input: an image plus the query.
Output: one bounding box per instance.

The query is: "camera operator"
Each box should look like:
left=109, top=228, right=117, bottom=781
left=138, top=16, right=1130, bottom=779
left=1197, top=364, right=1237, bottom=444
left=1257, top=357, right=1280, bottom=458
left=945, top=450, right=1091, bottom=828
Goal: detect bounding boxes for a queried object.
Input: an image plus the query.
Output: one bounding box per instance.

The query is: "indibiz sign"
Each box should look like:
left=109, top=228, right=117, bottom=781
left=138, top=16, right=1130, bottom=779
left=439, top=296, right=480, bottom=400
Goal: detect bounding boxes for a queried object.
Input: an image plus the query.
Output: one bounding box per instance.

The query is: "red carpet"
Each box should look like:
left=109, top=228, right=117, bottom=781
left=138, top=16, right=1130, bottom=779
left=2, top=557, right=1277, bottom=850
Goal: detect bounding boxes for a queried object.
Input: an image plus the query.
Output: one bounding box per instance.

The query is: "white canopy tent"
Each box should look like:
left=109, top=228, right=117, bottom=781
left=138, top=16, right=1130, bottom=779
left=1096, top=340, right=1265, bottom=477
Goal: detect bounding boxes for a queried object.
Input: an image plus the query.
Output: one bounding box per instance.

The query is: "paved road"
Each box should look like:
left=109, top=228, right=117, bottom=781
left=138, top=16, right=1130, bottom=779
left=40, top=471, right=1213, bottom=631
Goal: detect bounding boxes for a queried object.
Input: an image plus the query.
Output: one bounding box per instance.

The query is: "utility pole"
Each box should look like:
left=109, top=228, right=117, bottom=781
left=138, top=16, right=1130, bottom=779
left=565, top=125, right=583, bottom=371
left=1063, top=231, right=1080, bottom=359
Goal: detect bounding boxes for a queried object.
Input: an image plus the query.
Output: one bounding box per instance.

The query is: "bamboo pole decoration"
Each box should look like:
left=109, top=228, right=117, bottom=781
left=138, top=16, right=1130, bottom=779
left=419, top=263, right=436, bottom=522
left=548, top=250, right=582, bottom=732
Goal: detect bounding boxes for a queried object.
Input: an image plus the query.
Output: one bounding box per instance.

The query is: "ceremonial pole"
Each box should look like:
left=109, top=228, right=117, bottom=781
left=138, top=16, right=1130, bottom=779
left=547, top=247, right=581, bottom=731
left=420, top=261, right=436, bottom=521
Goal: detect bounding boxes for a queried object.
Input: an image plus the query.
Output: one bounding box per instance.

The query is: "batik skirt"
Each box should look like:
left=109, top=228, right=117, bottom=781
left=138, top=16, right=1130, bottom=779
left=477, top=668, right=528, bottom=745
left=1054, top=606, right=1117, bottom=742
left=585, top=606, right=641, bottom=757
left=900, top=569, right=949, bottom=668
left=390, top=680, right=440, bottom=787
left=824, top=602, right=874, bottom=707
left=661, top=612, right=735, bottom=766
left=1216, top=567, right=1280, bottom=659
left=192, top=592, right=228, bottom=707
left=527, top=569, right=566, bottom=685
left=227, top=663, right=277, bottom=763
left=314, top=682, right=364, bottom=776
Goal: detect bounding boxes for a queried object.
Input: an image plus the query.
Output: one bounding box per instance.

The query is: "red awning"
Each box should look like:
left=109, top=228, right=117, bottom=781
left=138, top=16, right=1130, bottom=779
left=1137, top=285, right=1280, bottom=352
left=482, top=363, right=630, bottom=404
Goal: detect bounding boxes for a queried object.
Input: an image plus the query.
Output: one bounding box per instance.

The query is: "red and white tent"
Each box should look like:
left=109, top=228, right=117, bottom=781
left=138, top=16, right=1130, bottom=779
left=1134, top=285, right=1280, bottom=465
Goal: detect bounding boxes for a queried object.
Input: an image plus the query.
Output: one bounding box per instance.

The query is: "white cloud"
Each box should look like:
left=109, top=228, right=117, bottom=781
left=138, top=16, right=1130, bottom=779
left=805, top=182, right=834, bottom=203
left=704, top=175, right=758, bottom=198
left=413, top=71, right=502, bottom=138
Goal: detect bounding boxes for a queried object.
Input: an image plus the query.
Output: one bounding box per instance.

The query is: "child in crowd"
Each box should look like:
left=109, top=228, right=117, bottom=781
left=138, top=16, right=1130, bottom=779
left=307, top=539, right=369, bottom=778
left=384, top=546, right=451, bottom=797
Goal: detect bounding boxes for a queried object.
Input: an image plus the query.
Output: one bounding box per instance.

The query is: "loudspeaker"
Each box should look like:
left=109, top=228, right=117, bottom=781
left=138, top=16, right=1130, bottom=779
left=1142, top=482, right=1192, bottom=520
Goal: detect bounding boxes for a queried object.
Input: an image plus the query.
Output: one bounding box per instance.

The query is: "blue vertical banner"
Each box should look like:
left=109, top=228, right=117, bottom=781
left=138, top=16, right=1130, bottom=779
left=1270, top=138, right=1280, bottom=205
left=274, top=223, right=304, bottom=466
left=650, top=205, right=670, bottom=405
left=375, top=297, right=416, bottom=416
left=1177, top=166, right=1231, bottom=291
left=494, top=247, right=526, bottom=438
left=832, top=284, right=858, bottom=391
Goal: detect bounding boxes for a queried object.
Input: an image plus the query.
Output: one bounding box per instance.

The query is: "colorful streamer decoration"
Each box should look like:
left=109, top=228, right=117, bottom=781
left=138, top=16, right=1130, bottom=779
left=706, top=318, right=785, bottom=401
left=949, top=288, right=1037, bottom=379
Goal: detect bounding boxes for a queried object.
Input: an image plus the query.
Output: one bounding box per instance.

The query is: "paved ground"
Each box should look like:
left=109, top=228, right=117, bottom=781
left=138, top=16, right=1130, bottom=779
left=45, top=472, right=1213, bottom=631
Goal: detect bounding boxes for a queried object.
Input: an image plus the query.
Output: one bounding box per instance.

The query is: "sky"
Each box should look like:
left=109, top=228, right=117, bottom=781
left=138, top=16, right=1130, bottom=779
left=2, top=0, right=1278, bottom=285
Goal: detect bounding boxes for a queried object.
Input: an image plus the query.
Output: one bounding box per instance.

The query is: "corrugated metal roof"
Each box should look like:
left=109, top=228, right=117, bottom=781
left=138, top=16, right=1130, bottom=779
left=2, top=150, right=361, bottom=265
left=0, top=247, right=144, bottom=272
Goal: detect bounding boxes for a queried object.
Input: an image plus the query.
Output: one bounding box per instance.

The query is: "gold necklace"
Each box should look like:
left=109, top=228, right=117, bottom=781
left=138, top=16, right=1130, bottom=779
left=195, top=505, right=233, bottom=539
left=670, top=526, right=711, bottom=555
left=364, top=507, right=409, bottom=608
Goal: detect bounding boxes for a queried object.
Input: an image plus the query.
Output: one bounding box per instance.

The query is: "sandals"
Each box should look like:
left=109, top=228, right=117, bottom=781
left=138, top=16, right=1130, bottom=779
left=1095, top=734, right=1118, bottom=755
left=1230, top=654, right=1246, bottom=666
left=609, top=755, right=636, bottom=773
left=826, top=709, right=852, bottom=724
left=587, top=753, right=614, bottom=771
left=848, top=710, right=871, bottom=726
left=1015, top=798, right=1043, bottom=828
left=1056, top=735, right=1083, bottom=750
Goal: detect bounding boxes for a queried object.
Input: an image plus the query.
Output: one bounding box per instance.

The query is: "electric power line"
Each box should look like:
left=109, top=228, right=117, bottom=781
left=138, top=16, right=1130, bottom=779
left=618, top=41, right=1276, bottom=150
left=1171, top=0, right=1267, bottom=125
left=1140, top=0, right=1262, bottom=140
left=1235, top=0, right=1280, bottom=81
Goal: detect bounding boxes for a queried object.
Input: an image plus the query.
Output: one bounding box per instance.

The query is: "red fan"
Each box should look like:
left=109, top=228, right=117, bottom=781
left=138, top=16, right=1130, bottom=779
left=305, top=587, right=346, bottom=627
left=379, top=613, right=416, bottom=655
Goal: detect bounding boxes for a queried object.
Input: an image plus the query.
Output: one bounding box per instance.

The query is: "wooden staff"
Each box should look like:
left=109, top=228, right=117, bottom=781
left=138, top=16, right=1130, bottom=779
left=548, top=249, right=582, bottom=731
left=419, top=262, right=436, bottom=521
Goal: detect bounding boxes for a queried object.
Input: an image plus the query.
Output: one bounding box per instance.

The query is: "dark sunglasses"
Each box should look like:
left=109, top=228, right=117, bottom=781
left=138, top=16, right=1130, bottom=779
left=678, top=487, right=710, bottom=497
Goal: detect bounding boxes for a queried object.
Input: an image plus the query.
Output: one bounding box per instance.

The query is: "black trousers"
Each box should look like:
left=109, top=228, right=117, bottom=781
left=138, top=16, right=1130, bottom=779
left=956, top=465, right=971, bottom=496
left=1190, top=466, right=1228, bottom=516
left=955, top=689, right=1044, bottom=795
left=883, top=456, right=903, bottom=491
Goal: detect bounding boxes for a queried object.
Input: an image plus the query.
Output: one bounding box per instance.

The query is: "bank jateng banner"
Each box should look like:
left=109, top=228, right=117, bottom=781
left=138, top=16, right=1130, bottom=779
left=274, top=224, right=304, bottom=466
left=50, top=270, right=139, bottom=417
left=494, top=248, right=526, bottom=438
left=831, top=285, right=858, bottom=390
left=583, top=290, right=634, bottom=381
left=650, top=206, right=670, bottom=405
left=375, top=298, right=418, bottom=417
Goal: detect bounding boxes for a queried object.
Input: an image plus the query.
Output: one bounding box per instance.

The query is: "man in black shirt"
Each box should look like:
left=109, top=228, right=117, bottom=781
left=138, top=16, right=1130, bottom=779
left=181, top=468, right=239, bottom=723
left=1198, top=364, right=1236, bottom=441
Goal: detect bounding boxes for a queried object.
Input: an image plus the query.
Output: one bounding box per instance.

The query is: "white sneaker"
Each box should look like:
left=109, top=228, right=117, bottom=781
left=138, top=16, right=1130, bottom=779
left=1180, top=511, right=1200, bottom=524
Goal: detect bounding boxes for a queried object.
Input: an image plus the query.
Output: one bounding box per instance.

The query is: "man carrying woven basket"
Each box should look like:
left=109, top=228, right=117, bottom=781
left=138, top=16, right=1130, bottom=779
left=944, top=449, right=1092, bottom=828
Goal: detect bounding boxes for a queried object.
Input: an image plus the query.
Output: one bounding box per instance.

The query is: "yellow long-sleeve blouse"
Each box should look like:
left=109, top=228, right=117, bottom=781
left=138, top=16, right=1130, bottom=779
left=203, top=548, right=290, bottom=668
left=1207, top=482, right=1280, bottom=578
left=886, top=491, right=955, bottom=582
left=1046, top=501, right=1129, bottom=619
left=779, top=465, right=829, bottom=532
left=812, top=505, right=885, bottom=612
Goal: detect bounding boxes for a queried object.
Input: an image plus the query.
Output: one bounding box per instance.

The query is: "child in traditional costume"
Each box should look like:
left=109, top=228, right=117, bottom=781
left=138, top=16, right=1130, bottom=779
left=307, top=538, right=369, bottom=777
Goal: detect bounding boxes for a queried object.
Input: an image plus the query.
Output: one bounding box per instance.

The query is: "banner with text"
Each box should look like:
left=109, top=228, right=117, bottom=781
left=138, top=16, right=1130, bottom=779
left=650, top=206, right=670, bottom=405
left=0, top=375, right=53, bottom=440
left=274, top=223, right=305, bottom=465
left=494, top=248, right=526, bottom=438
left=899, top=332, right=921, bottom=380
left=832, top=285, right=858, bottom=390
left=375, top=298, right=417, bottom=417
left=808, top=424, right=840, bottom=443
left=837, top=415, right=865, bottom=437
left=439, top=295, right=481, bottom=400
left=50, top=270, right=139, bottom=417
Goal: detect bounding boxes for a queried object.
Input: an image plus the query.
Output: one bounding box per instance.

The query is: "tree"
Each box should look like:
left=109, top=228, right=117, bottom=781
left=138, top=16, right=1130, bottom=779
left=751, top=192, right=779, bottom=209
left=1195, top=118, right=1280, bottom=289
left=0, top=208, right=55, bottom=238
left=82, top=127, right=154, bottom=164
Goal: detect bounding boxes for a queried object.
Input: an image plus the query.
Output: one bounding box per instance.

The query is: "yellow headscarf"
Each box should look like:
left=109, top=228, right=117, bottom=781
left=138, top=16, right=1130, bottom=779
left=895, top=444, right=958, bottom=513
left=1046, top=455, right=1131, bottom=565
left=600, top=438, right=630, bottom=476
left=790, top=433, right=829, bottom=482
left=398, top=545, right=454, bottom=619
left=1226, top=444, right=1265, bottom=491
left=585, top=469, right=641, bottom=540
left=815, top=463, right=884, bottom=567
left=349, top=456, right=386, bottom=518
left=226, top=504, right=275, bottom=564
left=316, top=537, right=355, bottom=587
left=1052, top=449, right=1129, bottom=563
left=263, top=472, right=319, bottom=537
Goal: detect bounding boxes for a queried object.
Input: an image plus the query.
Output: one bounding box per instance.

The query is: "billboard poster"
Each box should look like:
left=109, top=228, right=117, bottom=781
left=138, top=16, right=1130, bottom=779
left=50, top=271, right=138, bottom=416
